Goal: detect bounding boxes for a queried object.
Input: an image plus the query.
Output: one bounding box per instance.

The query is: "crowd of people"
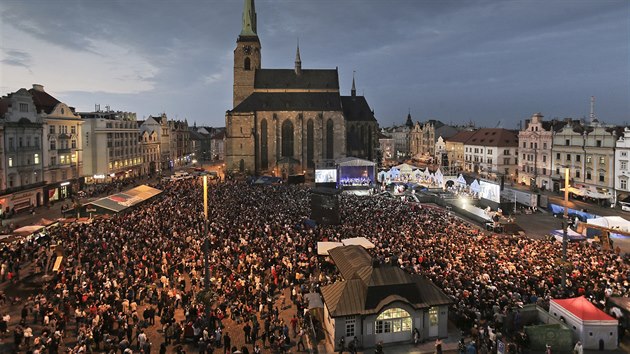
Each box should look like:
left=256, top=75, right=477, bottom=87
left=0, top=178, right=628, bottom=353
left=339, top=177, right=372, bottom=187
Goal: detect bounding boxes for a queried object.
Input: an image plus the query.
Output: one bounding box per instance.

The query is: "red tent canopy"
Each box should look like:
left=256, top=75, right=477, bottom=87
left=552, top=296, right=616, bottom=321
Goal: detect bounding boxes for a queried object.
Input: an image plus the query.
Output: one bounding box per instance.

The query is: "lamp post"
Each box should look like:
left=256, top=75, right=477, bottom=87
left=561, top=167, right=569, bottom=295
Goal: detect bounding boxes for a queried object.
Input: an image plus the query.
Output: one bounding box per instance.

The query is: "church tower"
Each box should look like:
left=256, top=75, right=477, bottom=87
left=233, top=0, right=261, bottom=108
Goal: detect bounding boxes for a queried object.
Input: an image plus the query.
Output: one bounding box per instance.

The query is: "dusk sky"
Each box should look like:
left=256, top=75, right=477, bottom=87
left=1, top=0, right=628, bottom=128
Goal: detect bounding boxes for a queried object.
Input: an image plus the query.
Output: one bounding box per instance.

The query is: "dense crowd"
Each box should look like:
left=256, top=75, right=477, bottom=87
left=0, top=179, right=628, bottom=354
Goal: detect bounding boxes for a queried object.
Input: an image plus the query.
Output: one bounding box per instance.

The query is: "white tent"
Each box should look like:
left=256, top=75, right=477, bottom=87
left=341, top=237, right=375, bottom=249
left=389, top=167, right=400, bottom=179
left=587, top=216, right=630, bottom=233
left=435, top=168, right=444, bottom=187
left=317, top=242, right=343, bottom=256
left=457, top=174, right=467, bottom=185
left=423, top=167, right=431, bottom=178
left=470, top=179, right=481, bottom=193
left=394, top=163, right=416, bottom=174
left=549, top=296, right=618, bottom=350
left=413, top=169, right=422, bottom=180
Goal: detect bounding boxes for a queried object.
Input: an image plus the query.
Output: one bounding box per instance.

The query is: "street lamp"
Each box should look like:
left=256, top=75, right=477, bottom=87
left=561, top=167, right=569, bottom=295
left=201, top=174, right=212, bottom=320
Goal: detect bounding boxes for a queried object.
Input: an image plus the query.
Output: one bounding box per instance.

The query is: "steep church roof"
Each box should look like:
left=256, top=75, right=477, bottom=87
left=340, top=96, right=377, bottom=122
left=231, top=92, right=341, bottom=112
left=254, top=69, right=339, bottom=90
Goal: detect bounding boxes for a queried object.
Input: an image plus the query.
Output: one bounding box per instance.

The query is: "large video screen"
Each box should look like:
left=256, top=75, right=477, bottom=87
left=479, top=181, right=500, bottom=203
left=315, top=169, right=337, bottom=183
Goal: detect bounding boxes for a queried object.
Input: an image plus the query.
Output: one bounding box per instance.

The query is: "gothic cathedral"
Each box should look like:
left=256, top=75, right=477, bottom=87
left=225, top=0, right=379, bottom=177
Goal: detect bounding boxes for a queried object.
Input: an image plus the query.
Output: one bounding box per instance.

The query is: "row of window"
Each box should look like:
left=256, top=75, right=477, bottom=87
left=50, top=140, right=76, bottom=150
left=555, top=168, right=605, bottom=182
left=465, top=147, right=513, bottom=155
left=108, top=158, right=142, bottom=170
left=556, top=153, right=606, bottom=165
left=522, top=141, right=547, bottom=149
left=564, top=138, right=603, bottom=147
left=8, top=137, right=40, bottom=149
left=7, top=154, right=40, bottom=167
left=465, top=156, right=516, bottom=165
left=49, top=125, right=76, bottom=135
left=105, top=122, right=136, bottom=129
left=522, top=165, right=548, bottom=175
left=522, top=154, right=547, bottom=163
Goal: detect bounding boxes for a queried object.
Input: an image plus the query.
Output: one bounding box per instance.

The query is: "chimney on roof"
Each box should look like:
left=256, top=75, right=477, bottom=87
left=32, top=84, right=44, bottom=92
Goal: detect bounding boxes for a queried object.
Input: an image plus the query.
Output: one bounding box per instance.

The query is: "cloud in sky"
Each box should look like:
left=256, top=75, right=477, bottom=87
left=1, top=0, right=628, bottom=128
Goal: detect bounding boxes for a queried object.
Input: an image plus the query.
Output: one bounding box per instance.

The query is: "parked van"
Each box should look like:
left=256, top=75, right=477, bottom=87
left=171, top=171, right=193, bottom=181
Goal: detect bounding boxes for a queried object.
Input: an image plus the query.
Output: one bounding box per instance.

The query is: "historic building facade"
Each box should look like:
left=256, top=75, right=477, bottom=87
left=615, top=128, right=630, bottom=202
left=444, top=130, right=476, bottom=176
left=225, top=0, right=379, bottom=176
left=409, top=119, right=459, bottom=160
left=551, top=122, right=618, bottom=201
left=517, top=113, right=567, bottom=190
left=0, top=88, right=45, bottom=212
left=29, top=84, right=84, bottom=205
left=140, top=114, right=171, bottom=171
left=168, top=120, right=191, bottom=168
left=80, top=109, right=143, bottom=183
left=463, top=128, right=519, bottom=180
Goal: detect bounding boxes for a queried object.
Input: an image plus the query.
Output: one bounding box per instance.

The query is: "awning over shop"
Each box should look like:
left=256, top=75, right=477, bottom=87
left=87, top=184, right=162, bottom=213
left=13, top=225, right=46, bottom=236
left=587, top=216, right=630, bottom=233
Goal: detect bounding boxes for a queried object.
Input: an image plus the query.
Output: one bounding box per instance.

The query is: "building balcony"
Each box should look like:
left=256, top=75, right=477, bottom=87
left=57, top=148, right=72, bottom=153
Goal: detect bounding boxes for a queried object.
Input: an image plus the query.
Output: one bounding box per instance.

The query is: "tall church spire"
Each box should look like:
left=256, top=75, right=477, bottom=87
left=351, top=71, right=356, bottom=97
left=240, top=0, right=257, bottom=37
left=294, top=40, right=302, bottom=75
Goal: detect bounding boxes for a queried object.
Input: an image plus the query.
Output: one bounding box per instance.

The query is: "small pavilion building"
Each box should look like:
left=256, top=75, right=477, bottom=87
left=320, top=245, right=452, bottom=348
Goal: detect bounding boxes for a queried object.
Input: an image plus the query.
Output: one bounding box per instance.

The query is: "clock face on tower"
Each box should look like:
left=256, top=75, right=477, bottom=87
left=243, top=45, right=252, bottom=55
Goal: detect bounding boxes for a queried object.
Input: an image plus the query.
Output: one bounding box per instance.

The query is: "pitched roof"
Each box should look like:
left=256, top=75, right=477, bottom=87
left=254, top=68, right=339, bottom=90
left=328, top=245, right=373, bottom=282
left=189, top=130, right=206, bottom=140
left=435, top=125, right=460, bottom=139
left=541, top=120, right=568, bottom=132
left=551, top=296, right=617, bottom=322
left=28, top=88, right=60, bottom=114
left=340, top=96, right=377, bottom=122
left=321, top=245, right=452, bottom=317
left=445, top=130, right=476, bottom=143
left=231, top=92, right=342, bottom=112
left=466, top=128, right=518, bottom=147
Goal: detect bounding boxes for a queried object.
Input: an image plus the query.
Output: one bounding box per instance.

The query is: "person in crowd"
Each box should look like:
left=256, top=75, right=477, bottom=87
left=0, top=178, right=627, bottom=353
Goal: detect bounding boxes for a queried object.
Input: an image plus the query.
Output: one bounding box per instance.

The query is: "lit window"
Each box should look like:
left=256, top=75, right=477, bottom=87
left=8, top=158, right=13, bottom=167
left=34, top=154, right=39, bottom=164
left=375, top=308, right=412, bottom=334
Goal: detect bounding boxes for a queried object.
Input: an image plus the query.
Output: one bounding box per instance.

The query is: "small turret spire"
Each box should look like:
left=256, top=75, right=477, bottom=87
left=405, top=110, right=413, bottom=128
left=351, top=70, right=356, bottom=97
left=294, top=39, right=302, bottom=75
left=240, top=0, right=257, bottom=37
